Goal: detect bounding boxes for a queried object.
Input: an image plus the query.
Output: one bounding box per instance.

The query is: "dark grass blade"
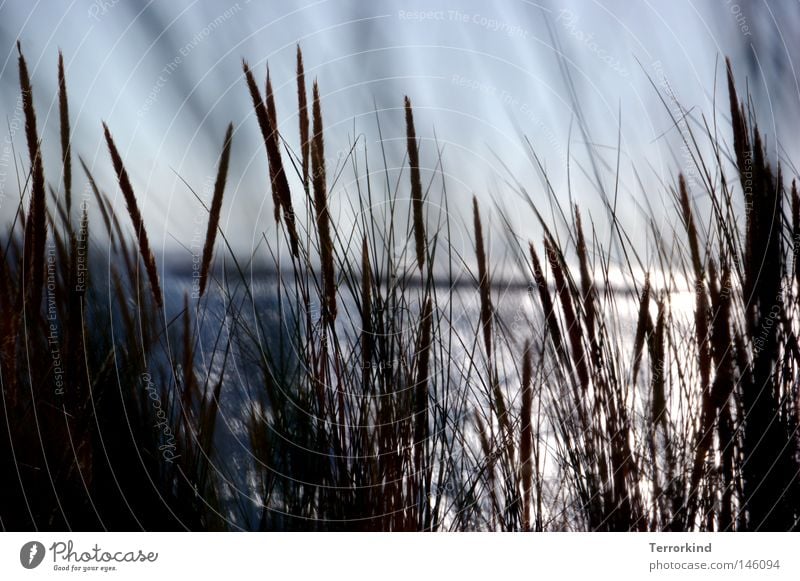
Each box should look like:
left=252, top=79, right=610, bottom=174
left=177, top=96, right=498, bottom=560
left=102, top=122, right=163, bottom=308
left=199, top=123, right=234, bottom=297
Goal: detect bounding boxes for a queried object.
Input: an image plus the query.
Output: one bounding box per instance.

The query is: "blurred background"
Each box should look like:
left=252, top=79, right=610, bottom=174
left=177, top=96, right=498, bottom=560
left=0, top=0, right=797, bottom=270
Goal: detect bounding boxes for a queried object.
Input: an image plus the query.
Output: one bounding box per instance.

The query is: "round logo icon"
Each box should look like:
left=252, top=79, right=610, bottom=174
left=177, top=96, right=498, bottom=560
left=20, top=541, right=46, bottom=569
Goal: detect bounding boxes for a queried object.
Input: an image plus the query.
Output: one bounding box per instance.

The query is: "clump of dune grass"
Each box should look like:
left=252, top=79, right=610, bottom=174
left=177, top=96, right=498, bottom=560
left=3, top=43, right=799, bottom=533
left=0, top=46, right=227, bottom=531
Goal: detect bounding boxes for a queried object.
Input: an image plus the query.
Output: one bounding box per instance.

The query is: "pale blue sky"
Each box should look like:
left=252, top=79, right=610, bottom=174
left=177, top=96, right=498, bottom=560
left=0, top=0, right=797, bottom=266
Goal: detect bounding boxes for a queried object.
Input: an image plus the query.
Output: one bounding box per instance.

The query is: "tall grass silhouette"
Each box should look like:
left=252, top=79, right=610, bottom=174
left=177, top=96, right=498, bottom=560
left=0, top=46, right=798, bottom=532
